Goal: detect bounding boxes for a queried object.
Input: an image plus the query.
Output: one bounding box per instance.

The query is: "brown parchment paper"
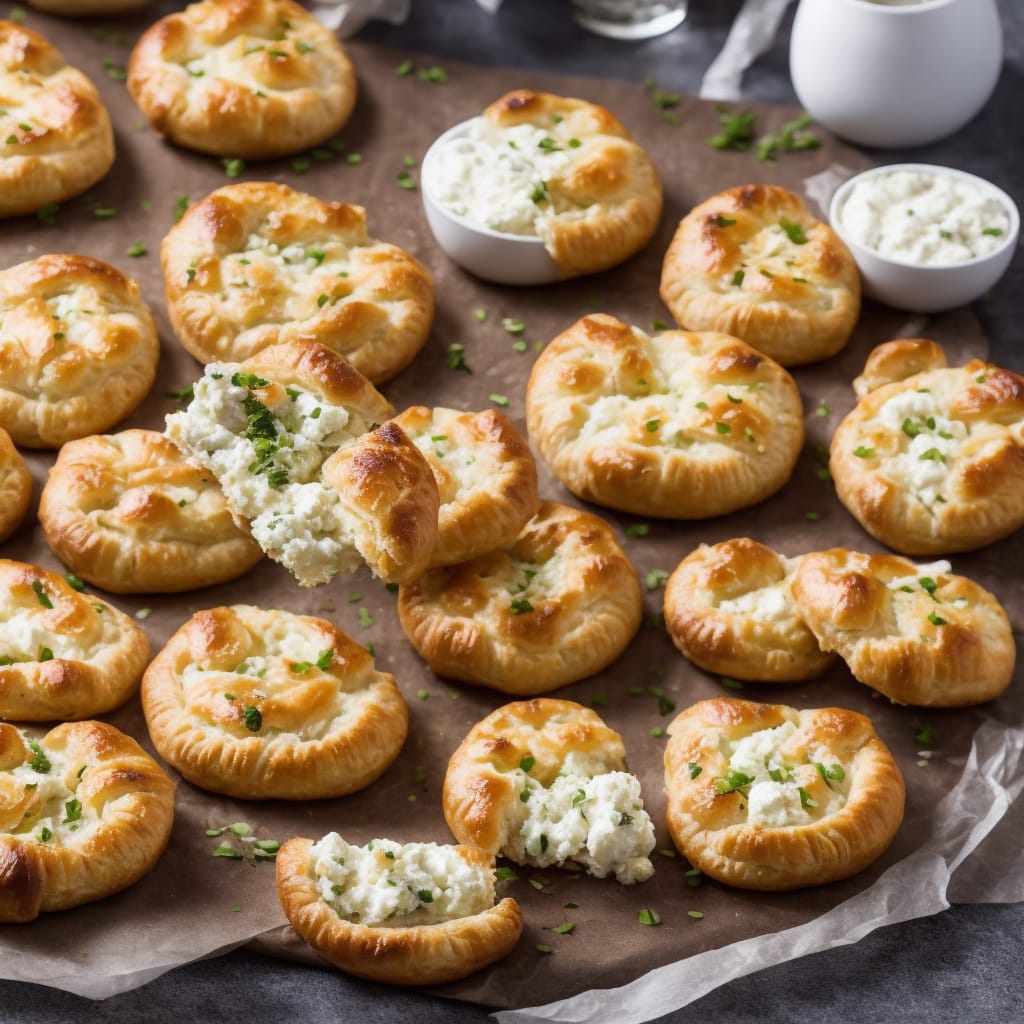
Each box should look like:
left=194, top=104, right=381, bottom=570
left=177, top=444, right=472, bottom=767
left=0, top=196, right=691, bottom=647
left=0, top=8, right=1021, bottom=1018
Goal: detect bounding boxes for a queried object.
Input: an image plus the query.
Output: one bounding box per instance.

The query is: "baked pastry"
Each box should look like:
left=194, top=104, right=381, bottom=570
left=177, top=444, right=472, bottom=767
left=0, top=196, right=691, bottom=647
left=664, top=539, right=834, bottom=682
left=664, top=697, right=905, bottom=890
left=660, top=184, right=861, bottom=366
left=276, top=833, right=522, bottom=985
left=0, top=254, right=159, bottom=449
left=390, top=406, right=540, bottom=567
left=424, top=89, right=662, bottom=278
left=0, top=560, right=150, bottom=721
left=792, top=548, right=1015, bottom=707
left=127, top=0, right=356, bottom=159
left=398, top=502, right=642, bottom=694
left=525, top=314, right=804, bottom=517
left=142, top=605, right=408, bottom=799
left=165, top=341, right=439, bottom=587
left=853, top=338, right=949, bottom=399
left=39, top=429, right=263, bottom=594
left=0, top=720, right=174, bottom=922
left=0, top=427, right=31, bottom=542
left=160, top=181, right=434, bottom=384
left=443, top=698, right=655, bottom=883
left=829, top=341, right=1024, bottom=554
left=0, top=22, right=114, bottom=219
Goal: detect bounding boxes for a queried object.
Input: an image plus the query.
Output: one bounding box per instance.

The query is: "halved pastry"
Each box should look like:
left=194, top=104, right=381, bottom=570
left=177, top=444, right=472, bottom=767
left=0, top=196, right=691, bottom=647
left=830, top=340, right=1024, bottom=555
left=659, top=184, right=860, bottom=366
left=142, top=605, right=408, bottom=799
left=525, top=314, right=804, bottom=517
left=791, top=548, right=1015, bottom=706
left=276, top=833, right=522, bottom=985
left=664, top=538, right=834, bottom=682
left=0, top=719, right=175, bottom=922
left=0, top=255, right=159, bottom=449
left=39, top=429, right=263, bottom=594
left=397, top=502, right=641, bottom=694
left=160, top=181, right=433, bottom=383
left=390, top=406, right=540, bottom=567
left=0, top=427, right=31, bottom=542
left=664, top=697, right=905, bottom=890
left=425, top=89, right=662, bottom=279
left=444, top=698, right=656, bottom=884
left=128, top=0, right=356, bottom=159
left=0, top=22, right=114, bottom=219
left=0, top=560, right=150, bottom=722
left=165, top=341, right=439, bottom=587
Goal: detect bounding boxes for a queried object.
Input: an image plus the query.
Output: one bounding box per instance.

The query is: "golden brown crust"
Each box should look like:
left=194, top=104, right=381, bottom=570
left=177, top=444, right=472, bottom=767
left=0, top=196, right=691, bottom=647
left=127, top=0, right=356, bottom=159
left=853, top=338, right=949, bottom=398
left=398, top=502, right=642, bottom=694
left=0, top=427, right=31, bottom=542
left=660, top=184, right=861, bottom=366
left=390, top=406, right=540, bottom=567
left=443, top=698, right=627, bottom=854
left=0, top=23, right=114, bottom=219
left=791, top=549, right=1015, bottom=706
left=39, top=429, right=264, bottom=594
left=830, top=347, right=1024, bottom=555
left=0, top=254, right=159, bottom=449
left=0, top=560, right=150, bottom=722
left=664, top=697, right=905, bottom=890
left=141, top=605, right=409, bottom=799
left=160, top=182, right=434, bottom=383
left=525, top=314, right=804, bottom=518
left=664, top=539, right=835, bottom=682
left=0, top=720, right=174, bottom=922
left=276, top=837, right=522, bottom=985
left=481, top=90, right=663, bottom=277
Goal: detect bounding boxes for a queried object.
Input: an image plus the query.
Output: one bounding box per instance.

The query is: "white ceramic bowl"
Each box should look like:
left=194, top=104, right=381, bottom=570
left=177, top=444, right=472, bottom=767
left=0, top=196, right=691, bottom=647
left=420, top=118, right=562, bottom=286
left=828, top=164, right=1019, bottom=313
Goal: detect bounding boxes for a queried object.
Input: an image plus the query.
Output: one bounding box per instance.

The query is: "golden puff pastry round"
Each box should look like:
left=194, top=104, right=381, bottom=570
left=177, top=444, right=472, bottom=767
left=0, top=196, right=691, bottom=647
left=398, top=502, right=642, bottom=695
left=435, top=89, right=662, bottom=278
left=660, top=184, right=860, bottom=366
left=0, top=560, right=150, bottom=722
left=664, top=539, right=835, bottom=683
left=792, top=548, right=1015, bottom=707
left=830, top=342, right=1024, bottom=555
left=0, top=23, right=114, bottom=219
left=276, top=833, right=522, bottom=985
left=0, top=720, right=174, bottom=922
left=165, top=341, right=439, bottom=587
left=390, top=406, right=540, bottom=567
left=160, top=181, right=434, bottom=384
left=443, top=699, right=656, bottom=883
left=525, top=314, right=804, bottom=518
left=0, top=427, right=31, bottom=542
left=39, top=429, right=263, bottom=594
left=664, top=697, right=905, bottom=891
left=141, top=605, right=408, bottom=800
left=127, top=0, right=356, bottom=159
left=0, top=254, right=159, bottom=449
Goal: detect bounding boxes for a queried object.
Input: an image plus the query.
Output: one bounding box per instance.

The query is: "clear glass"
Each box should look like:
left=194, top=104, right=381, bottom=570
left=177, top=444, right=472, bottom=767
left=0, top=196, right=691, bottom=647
left=570, top=0, right=688, bottom=40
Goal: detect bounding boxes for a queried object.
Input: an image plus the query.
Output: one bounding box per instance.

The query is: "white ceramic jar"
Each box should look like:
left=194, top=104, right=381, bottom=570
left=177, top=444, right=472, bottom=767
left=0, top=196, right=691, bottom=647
left=789, top=0, right=1003, bottom=148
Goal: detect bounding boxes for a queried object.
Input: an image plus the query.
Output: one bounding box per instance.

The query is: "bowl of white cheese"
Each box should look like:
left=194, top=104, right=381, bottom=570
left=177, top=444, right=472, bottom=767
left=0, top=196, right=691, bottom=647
left=828, top=164, right=1018, bottom=312
left=421, top=117, right=563, bottom=286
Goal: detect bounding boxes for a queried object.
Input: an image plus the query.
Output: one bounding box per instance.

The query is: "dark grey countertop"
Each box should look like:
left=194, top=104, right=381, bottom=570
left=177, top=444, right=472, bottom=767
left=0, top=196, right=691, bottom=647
left=5, top=2, right=1022, bottom=1022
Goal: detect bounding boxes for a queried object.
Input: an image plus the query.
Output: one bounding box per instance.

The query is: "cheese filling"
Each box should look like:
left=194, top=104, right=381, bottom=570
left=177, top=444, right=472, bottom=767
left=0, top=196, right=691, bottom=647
left=310, top=834, right=493, bottom=927
left=501, top=752, right=655, bottom=884
left=2, top=738, right=91, bottom=844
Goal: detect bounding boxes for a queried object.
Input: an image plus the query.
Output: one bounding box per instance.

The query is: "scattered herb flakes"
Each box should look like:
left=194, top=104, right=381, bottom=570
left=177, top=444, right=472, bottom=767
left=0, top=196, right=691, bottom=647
left=396, top=169, right=417, bottom=190
left=535, top=944, right=553, bottom=955
left=649, top=726, right=668, bottom=739
left=688, top=762, right=702, bottom=779
left=221, top=157, right=246, bottom=178
left=36, top=202, right=59, bottom=225
left=651, top=318, right=668, bottom=331
left=638, top=907, right=661, bottom=926
left=165, top=384, right=194, bottom=403
left=101, top=58, right=127, bottom=81
left=292, top=156, right=311, bottom=174
left=9, top=6, right=25, bottom=22
left=814, top=401, right=830, bottom=417
left=590, top=691, right=608, bottom=707
left=446, top=343, right=471, bottom=372
left=242, top=705, right=262, bottom=732
left=645, top=568, right=669, bottom=591
left=720, top=676, right=744, bottom=690
left=127, top=242, right=147, bottom=258
left=91, top=205, right=117, bottom=219
left=687, top=910, right=705, bottom=920
left=395, top=58, right=414, bottom=76
left=418, top=65, right=448, bottom=83
left=502, top=317, right=526, bottom=335
left=357, top=607, right=374, bottom=628
left=63, top=573, right=85, bottom=592
left=510, top=598, right=534, bottom=615
left=853, top=445, right=876, bottom=459
left=806, top=511, right=822, bottom=521
left=28, top=740, right=51, bottom=774
left=496, top=865, right=517, bottom=881
left=473, top=307, right=487, bottom=322
left=686, top=868, right=704, bottom=888
left=779, top=218, right=808, bottom=244
left=520, top=754, right=536, bottom=772
left=625, top=523, right=650, bottom=538
left=913, top=724, right=935, bottom=746
left=757, top=112, right=820, bottom=163
left=707, top=107, right=756, bottom=151
left=553, top=922, right=575, bottom=934
left=488, top=393, right=509, bottom=407
left=31, top=580, right=53, bottom=609
left=646, top=418, right=660, bottom=432
left=656, top=848, right=677, bottom=859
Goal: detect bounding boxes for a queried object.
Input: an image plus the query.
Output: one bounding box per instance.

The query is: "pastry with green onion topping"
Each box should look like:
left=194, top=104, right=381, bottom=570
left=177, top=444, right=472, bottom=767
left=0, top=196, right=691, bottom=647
left=142, top=605, right=408, bottom=799
left=0, top=560, right=150, bottom=722
left=792, top=548, right=1014, bottom=707
left=664, top=697, right=904, bottom=890
left=0, top=719, right=174, bottom=922
left=276, top=833, right=522, bottom=985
